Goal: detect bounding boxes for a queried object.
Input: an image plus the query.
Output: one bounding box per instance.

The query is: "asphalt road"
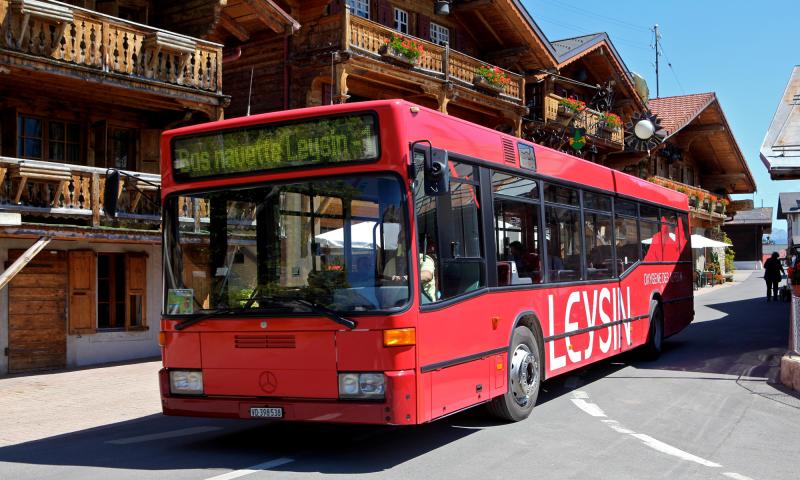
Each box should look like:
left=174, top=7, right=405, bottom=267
left=1, top=272, right=798, bottom=480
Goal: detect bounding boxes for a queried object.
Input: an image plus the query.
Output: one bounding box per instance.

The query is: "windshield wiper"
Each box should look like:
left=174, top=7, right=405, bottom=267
left=173, top=297, right=357, bottom=331
left=293, top=299, right=357, bottom=329
left=245, top=295, right=356, bottom=329
left=174, top=308, right=241, bottom=331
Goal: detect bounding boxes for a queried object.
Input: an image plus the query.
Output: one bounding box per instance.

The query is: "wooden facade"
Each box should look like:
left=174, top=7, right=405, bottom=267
left=617, top=93, right=757, bottom=232
left=192, top=0, right=557, bottom=134
left=0, top=0, right=224, bottom=374
left=523, top=33, right=647, bottom=161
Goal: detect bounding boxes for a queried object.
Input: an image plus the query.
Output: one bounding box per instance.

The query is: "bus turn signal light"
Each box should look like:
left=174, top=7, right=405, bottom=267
left=158, top=332, right=166, bottom=347
left=383, top=328, right=416, bottom=346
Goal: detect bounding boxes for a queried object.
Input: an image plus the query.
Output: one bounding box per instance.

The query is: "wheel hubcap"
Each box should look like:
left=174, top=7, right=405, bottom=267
left=510, top=344, right=539, bottom=407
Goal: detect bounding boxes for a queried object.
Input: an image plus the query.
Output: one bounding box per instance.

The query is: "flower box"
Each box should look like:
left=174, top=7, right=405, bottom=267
left=378, top=45, right=417, bottom=68
left=473, top=75, right=505, bottom=95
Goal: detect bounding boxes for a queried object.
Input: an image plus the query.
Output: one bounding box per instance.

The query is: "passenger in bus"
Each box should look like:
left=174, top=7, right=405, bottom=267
left=508, top=241, right=540, bottom=282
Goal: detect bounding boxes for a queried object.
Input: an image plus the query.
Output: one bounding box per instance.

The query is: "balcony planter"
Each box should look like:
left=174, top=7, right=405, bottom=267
left=378, top=45, right=418, bottom=68
left=473, top=75, right=505, bottom=95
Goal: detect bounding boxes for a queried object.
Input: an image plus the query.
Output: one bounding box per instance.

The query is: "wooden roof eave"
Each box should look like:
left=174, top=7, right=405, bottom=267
left=708, top=99, right=757, bottom=193
left=556, top=38, right=645, bottom=111
left=503, top=0, right=558, bottom=69
left=667, top=97, right=756, bottom=194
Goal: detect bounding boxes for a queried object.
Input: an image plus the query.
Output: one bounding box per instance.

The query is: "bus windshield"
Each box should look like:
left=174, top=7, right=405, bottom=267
left=163, top=174, right=410, bottom=316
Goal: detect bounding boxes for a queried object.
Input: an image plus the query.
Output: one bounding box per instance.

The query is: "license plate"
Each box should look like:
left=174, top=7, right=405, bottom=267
left=250, top=407, right=283, bottom=418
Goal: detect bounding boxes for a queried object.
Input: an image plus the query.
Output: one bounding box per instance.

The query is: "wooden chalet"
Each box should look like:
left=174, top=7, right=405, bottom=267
left=183, top=0, right=557, bottom=134
left=0, top=0, right=225, bottom=374
left=631, top=93, right=756, bottom=233
left=524, top=32, right=647, bottom=161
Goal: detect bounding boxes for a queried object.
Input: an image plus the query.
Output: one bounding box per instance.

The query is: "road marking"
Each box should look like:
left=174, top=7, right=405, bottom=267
left=203, top=458, right=294, bottom=480
left=570, top=398, right=607, bottom=417
left=723, top=473, right=755, bottom=480
left=106, top=426, right=223, bottom=445
left=570, top=391, right=756, bottom=479
left=630, top=433, right=721, bottom=468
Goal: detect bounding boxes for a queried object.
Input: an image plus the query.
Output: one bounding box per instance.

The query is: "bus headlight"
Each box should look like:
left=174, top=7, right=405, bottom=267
left=338, top=373, right=385, bottom=399
left=169, top=370, right=204, bottom=395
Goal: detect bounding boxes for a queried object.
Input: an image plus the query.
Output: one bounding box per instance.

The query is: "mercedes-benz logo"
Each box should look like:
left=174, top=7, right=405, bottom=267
left=259, top=371, right=278, bottom=393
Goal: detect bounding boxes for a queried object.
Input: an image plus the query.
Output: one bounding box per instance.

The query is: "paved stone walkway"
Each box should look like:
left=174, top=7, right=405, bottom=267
left=0, top=360, right=161, bottom=446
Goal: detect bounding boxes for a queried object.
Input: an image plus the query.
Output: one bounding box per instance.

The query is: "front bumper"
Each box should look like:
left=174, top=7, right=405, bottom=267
left=160, top=368, right=418, bottom=425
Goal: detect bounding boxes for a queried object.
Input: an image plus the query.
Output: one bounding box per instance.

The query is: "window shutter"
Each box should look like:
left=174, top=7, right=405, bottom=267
left=125, top=253, right=148, bottom=328
left=376, top=0, right=392, bottom=26
left=68, top=250, right=96, bottom=334
left=453, top=29, right=465, bottom=52
left=417, top=14, right=430, bottom=40
left=92, top=120, right=107, bottom=168
left=140, top=129, right=160, bottom=174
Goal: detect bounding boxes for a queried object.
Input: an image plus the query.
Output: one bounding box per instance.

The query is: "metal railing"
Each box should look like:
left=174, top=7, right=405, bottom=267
left=792, top=292, right=800, bottom=354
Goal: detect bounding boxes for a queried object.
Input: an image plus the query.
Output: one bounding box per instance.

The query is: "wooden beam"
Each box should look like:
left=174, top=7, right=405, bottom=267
left=473, top=11, right=505, bottom=47
left=219, top=12, right=250, bottom=42
left=241, top=0, right=300, bottom=34
left=458, top=0, right=495, bottom=12
left=680, top=124, right=726, bottom=136
left=482, top=46, right=528, bottom=63
left=241, top=0, right=284, bottom=33
left=0, top=236, right=52, bottom=291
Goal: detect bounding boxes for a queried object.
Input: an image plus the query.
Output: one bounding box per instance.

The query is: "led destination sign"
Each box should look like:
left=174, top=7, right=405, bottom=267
left=172, top=113, right=379, bottom=180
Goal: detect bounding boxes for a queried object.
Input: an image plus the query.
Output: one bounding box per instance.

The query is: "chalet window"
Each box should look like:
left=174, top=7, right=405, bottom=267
left=48, top=121, right=81, bottom=163
left=346, top=0, right=369, bottom=18
left=430, top=22, right=450, bottom=45
left=97, top=252, right=147, bottom=330
left=17, top=116, right=42, bottom=159
left=109, top=127, right=135, bottom=170
left=394, top=7, right=409, bottom=34
left=17, top=116, right=81, bottom=163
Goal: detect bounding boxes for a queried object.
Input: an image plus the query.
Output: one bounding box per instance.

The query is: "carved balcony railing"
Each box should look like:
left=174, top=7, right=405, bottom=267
left=543, top=93, right=625, bottom=146
left=0, top=156, right=161, bottom=226
left=293, top=11, right=524, bottom=103
left=647, top=175, right=728, bottom=221
left=0, top=0, right=222, bottom=93
left=346, top=13, right=524, bottom=102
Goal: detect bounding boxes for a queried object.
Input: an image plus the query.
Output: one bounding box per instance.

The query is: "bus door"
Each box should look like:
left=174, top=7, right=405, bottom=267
left=413, top=151, right=498, bottom=420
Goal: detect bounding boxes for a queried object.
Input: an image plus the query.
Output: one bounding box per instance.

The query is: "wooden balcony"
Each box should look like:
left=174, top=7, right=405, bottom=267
left=346, top=14, right=524, bottom=103
left=543, top=93, right=625, bottom=147
left=0, top=0, right=222, bottom=94
left=300, top=11, right=524, bottom=107
left=648, top=175, right=728, bottom=223
left=0, top=156, right=160, bottom=226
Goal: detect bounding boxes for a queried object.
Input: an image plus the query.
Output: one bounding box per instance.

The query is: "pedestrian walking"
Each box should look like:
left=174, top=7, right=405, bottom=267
left=763, top=252, right=784, bottom=301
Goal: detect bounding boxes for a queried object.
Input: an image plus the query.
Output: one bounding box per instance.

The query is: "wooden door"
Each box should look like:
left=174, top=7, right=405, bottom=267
left=6, top=250, right=67, bottom=373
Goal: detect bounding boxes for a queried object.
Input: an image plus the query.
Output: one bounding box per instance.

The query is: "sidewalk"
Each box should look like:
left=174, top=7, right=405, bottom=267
left=0, top=360, right=162, bottom=447
left=693, top=269, right=754, bottom=297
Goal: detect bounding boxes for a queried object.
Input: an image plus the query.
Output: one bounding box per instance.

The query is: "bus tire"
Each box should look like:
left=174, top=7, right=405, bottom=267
left=487, top=326, right=541, bottom=422
left=641, top=299, right=664, bottom=359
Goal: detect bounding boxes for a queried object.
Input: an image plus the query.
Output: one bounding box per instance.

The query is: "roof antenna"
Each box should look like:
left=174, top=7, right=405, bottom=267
left=246, top=66, right=255, bottom=116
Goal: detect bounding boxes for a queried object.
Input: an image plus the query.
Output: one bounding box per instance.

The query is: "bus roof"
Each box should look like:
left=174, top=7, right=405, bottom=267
left=163, top=99, right=687, bottom=212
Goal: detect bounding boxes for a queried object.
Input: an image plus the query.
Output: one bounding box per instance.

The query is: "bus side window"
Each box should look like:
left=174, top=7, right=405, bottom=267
left=614, top=198, right=639, bottom=276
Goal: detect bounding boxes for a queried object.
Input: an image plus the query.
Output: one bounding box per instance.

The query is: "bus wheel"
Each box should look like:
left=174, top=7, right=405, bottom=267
left=641, top=299, right=664, bottom=359
left=487, top=326, right=541, bottom=422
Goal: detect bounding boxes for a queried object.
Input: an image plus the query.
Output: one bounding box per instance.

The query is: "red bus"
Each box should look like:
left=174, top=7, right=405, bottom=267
left=153, top=99, right=693, bottom=424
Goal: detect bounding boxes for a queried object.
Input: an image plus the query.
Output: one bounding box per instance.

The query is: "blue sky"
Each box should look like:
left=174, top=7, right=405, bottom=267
left=522, top=0, right=798, bottom=230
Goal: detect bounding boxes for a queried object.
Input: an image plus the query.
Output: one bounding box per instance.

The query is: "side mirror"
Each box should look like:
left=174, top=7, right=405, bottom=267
left=424, top=148, right=450, bottom=196
left=103, top=169, right=120, bottom=218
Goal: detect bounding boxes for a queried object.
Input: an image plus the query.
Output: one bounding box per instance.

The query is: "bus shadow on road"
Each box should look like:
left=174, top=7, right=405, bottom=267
left=629, top=295, right=789, bottom=379
left=0, top=411, right=484, bottom=475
